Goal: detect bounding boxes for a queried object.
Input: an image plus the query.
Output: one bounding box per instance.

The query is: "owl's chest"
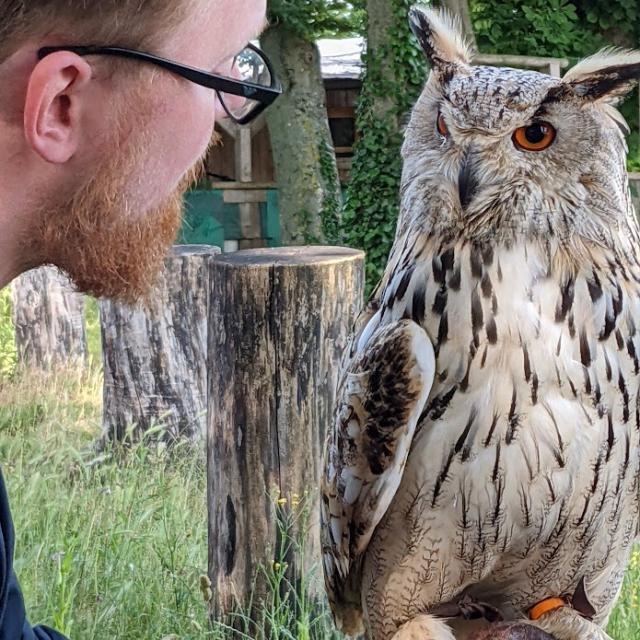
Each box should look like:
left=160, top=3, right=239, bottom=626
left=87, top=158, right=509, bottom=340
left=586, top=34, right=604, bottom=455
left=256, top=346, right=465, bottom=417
left=380, top=244, right=561, bottom=388
left=370, top=241, right=640, bottom=608
left=375, top=241, right=640, bottom=509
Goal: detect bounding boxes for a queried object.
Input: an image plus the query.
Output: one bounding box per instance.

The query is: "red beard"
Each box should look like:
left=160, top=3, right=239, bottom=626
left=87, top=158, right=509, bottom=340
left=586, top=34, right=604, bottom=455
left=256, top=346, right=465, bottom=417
left=32, top=143, right=203, bottom=304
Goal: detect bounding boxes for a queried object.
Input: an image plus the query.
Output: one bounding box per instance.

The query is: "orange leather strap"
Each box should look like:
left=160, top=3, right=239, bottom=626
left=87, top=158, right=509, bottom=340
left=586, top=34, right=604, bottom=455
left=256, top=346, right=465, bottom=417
left=529, top=597, right=566, bottom=621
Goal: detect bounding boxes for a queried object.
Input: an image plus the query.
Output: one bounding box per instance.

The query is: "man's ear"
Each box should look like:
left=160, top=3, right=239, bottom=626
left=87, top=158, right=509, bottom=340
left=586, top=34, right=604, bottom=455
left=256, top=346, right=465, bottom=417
left=561, top=49, right=640, bottom=103
left=23, top=51, right=93, bottom=163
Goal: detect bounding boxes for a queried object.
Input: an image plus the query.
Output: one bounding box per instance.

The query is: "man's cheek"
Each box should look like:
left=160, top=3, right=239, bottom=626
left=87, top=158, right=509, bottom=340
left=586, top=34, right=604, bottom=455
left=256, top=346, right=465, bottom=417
left=190, top=96, right=218, bottom=158
left=164, top=103, right=214, bottom=178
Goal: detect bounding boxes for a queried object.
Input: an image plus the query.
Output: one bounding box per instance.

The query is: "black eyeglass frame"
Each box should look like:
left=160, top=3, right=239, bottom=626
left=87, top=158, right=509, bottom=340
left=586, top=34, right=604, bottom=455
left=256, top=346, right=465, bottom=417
left=37, top=42, right=282, bottom=125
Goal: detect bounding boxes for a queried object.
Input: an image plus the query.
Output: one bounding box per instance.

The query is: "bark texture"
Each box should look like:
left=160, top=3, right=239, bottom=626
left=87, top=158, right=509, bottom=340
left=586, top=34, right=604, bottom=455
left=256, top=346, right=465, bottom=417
left=208, top=246, right=364, bottom=622
left=367, top=0, right=400, bottom=127
left=100, top=245, right=219, bottom=444
left=11, top=266, right=87, bottom=370
left=261, top=25, right=341, bottom=245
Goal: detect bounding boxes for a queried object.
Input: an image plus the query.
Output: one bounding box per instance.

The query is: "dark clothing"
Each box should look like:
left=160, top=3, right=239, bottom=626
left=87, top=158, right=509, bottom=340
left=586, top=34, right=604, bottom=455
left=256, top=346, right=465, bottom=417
left=0, top=472, right=66, bottom=640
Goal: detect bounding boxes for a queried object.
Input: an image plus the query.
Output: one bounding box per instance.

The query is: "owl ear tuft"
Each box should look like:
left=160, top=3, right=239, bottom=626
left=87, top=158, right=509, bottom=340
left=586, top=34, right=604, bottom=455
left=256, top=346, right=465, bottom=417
left=561, top=48, right=640, bottom=103
left=408, top=5, right=471, bottom=70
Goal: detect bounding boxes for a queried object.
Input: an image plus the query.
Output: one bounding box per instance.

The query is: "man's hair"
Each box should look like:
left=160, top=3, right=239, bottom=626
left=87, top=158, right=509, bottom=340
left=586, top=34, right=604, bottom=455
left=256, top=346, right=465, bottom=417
left=0, top=1, right=195, bottom=63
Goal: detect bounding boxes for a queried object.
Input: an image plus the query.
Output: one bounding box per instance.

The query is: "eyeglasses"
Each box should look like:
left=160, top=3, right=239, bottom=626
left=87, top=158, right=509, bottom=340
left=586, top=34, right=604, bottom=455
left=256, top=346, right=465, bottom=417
left=37, top=42, right=282, bottom=125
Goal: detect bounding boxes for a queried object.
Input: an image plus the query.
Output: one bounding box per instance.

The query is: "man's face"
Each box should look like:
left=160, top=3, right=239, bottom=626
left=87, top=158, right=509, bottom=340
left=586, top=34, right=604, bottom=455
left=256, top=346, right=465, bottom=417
left=33, top=0, right=267, bottom=302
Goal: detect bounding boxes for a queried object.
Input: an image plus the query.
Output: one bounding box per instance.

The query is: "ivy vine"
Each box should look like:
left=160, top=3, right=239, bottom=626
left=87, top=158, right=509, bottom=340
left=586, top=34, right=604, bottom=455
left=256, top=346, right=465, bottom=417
left=267, top=0, right=363, bottom=40
left=318, top=138, right=342, bottom=244
left=341, top=0, right=426, bottom=291
left=472, top=0, right=599, bottom=58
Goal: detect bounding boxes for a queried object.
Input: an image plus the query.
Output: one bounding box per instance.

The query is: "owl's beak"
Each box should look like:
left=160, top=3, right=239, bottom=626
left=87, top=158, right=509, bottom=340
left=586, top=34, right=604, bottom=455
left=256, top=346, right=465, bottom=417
left=458, top=149, right=479, bottom=211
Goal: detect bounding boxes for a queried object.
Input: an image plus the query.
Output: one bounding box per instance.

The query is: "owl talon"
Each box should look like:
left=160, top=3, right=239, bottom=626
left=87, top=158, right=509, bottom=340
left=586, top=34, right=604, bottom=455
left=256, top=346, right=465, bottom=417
left=430, top=595, right=504, bottom=623
left=459, top=598, right=503, bottom=622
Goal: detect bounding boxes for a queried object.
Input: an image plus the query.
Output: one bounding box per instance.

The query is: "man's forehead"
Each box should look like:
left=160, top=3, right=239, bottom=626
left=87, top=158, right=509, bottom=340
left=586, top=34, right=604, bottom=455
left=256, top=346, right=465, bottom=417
left=210, top=4, right=268, bottom=60
left=171, top=0, right=267, bottom=66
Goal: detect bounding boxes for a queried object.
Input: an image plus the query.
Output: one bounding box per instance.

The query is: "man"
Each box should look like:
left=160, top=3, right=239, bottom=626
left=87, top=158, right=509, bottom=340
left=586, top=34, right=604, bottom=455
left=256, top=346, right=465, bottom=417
left=0, top=0, right=278, bottom=636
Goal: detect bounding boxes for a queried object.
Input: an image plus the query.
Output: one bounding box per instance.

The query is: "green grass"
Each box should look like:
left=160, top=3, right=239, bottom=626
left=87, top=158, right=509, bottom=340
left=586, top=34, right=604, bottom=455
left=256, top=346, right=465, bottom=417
left=1, top=287, right=640, bottom=638
left=0, top=289, right=16, bottom=379
left=608, top=552, right=640, bottom=638
left=2, top=369, right=211, bottom=638
left=0, top=368, right=338, bottom=639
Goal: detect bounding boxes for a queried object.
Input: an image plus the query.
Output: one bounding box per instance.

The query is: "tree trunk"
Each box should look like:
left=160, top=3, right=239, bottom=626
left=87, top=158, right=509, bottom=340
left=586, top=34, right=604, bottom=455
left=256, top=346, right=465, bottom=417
left=367, top=0, right=400, bottom=126
left=11, top=266, right=87, bottom=371
left=261, top=25, right=342, bottom=245
left=100, top=245, right=219, bottom=444
left=208, top=246, right=364, bottom=625
left=441, top=0, right=477, bottom=52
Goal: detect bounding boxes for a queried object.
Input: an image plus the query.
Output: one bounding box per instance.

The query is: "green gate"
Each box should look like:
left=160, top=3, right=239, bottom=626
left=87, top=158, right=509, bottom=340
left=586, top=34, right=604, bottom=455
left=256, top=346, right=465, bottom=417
left=177, top=189, right=281, bottom=249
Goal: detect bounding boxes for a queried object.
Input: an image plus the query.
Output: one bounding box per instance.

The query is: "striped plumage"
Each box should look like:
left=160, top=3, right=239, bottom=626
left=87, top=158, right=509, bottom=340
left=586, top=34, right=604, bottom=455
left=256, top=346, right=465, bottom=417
left=321, top=7, right=640, bottom=640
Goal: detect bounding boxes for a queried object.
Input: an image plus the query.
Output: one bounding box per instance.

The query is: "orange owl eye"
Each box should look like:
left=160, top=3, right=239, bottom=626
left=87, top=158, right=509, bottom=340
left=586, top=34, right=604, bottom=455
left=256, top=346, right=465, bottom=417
left=437, top=112, right=448, bottom=137
left=513, top=122, right=556, bottom=152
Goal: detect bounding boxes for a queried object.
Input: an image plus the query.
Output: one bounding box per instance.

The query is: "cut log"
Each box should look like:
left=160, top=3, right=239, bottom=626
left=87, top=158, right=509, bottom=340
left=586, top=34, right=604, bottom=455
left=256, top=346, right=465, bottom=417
left=208, top=246, right=365, bottom=622
left=11, top=266, right=87, bottom=370
left=100, top=245, right=219, bottom=444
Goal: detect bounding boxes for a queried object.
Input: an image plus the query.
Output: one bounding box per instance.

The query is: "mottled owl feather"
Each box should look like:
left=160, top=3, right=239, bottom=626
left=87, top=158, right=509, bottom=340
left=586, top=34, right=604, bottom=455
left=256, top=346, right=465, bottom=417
left=562, top=48, right=640, bottom=101
left=321, top=319, right=435, bottom=634
left=408, top=5, right=471, bottom=68
left=321, top=6, right=640, bottom=640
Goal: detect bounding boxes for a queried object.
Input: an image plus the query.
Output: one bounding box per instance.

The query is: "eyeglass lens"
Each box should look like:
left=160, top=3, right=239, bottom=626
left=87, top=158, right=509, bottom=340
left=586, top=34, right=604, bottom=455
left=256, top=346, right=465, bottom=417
left=218, top=46, right=272, bottom=122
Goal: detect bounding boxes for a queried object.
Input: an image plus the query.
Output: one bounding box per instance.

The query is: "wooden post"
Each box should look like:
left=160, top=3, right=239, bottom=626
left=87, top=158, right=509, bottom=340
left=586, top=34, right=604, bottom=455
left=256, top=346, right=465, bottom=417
left=11, top=266, right=87, bottom=370
left=208, top=246, right=365, bottom=622
left=100, top=245, right=219, bottom=444
left=472, top=54, right=569, bottom=72
left=547, top=60, right=561, bottom=78
left=236, top=127, right=253, bottom=183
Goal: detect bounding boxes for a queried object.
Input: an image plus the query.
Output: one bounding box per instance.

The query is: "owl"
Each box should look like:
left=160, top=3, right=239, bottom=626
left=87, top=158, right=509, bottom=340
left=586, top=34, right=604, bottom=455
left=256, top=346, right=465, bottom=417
left=321, top=6, right=640, bottom=640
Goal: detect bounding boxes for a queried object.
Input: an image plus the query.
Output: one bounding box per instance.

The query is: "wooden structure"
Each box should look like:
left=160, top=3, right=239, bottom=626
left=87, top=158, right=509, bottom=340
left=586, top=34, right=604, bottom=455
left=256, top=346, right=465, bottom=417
left=207, top=246, right=365, bottom=622
left=205, top=116, right=279, bottom=251
left=100, top=245, right=219, bottom=444
left=319, top=38, right=362, bottom=183
left=11, top=266, right=87, bottom=371
left=472, top=53, right=568, bottom=77
left=199, top=39, right=363, bottom=251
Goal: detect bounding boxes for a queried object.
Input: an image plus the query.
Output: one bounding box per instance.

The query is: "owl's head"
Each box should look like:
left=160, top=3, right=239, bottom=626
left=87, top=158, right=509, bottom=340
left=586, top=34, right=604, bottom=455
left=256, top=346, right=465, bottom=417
left=402, top=6, right=640, bottom=246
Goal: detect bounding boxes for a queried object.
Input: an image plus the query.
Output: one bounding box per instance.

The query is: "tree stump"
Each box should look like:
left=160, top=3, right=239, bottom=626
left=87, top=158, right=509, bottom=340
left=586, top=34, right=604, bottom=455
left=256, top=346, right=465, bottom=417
left=208, top=246, right=365, bottom=622
left=100, top=245, right=219, bottom=444
left=11, top=266, right=87, bottom=370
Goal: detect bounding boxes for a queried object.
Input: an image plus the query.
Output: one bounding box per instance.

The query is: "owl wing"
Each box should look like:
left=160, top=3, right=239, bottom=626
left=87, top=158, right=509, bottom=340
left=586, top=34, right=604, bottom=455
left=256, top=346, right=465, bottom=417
left=321, top=317, right=436, bottom=634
